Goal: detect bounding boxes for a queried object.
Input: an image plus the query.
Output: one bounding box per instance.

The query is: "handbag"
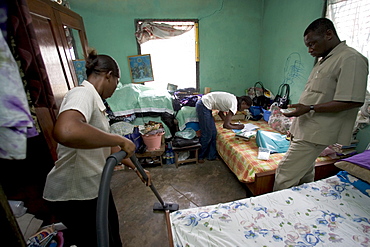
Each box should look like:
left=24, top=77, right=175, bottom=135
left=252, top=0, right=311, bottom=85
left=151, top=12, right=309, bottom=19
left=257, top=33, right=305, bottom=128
left=251, top=82, right=272, bottom=109
left=256, top=130, right=290, bottom=153
left=172, top=136, right=199, bottom=147
left=274, top=83, right=290, bottom=109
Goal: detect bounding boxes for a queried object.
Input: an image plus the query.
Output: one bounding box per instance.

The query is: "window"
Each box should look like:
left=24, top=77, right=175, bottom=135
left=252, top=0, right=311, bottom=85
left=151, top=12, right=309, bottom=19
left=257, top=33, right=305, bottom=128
left=326, top=0, right=370, bottom=91
left=135, top=20, right=199, bottom=91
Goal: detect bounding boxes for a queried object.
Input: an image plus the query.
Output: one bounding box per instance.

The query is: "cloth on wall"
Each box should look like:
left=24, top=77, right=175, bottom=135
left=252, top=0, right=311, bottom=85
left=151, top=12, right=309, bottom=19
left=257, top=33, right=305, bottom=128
left=0, top=31, right=38, bottom=160
left=135, top=21, right=193, bottom=45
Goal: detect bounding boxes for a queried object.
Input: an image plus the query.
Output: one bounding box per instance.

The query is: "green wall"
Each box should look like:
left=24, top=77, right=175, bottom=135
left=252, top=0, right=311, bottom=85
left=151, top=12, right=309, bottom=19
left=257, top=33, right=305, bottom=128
left=68, top=0, right=262, bottom=96
left=260, top=0, right=324, bottom=103
left=67, top=0, right=369, bottom=151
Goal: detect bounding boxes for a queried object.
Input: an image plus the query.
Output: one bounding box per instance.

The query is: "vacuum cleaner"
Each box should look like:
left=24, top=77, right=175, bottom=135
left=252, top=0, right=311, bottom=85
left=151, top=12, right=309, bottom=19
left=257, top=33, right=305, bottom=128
left=96, top=150, right=179, bottom=247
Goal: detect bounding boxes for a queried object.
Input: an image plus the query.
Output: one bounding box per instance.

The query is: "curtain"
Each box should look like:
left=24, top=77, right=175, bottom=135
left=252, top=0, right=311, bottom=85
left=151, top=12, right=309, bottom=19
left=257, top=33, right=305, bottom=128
left=327, top=0, right=369, bottom=66
left=135, top=22, right=193, bottom=45
left=327, top=0, right=370, bottom=131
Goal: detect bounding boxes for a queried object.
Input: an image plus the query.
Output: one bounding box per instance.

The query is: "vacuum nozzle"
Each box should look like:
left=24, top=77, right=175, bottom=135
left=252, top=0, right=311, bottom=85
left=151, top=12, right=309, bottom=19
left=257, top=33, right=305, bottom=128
left=153, top=202, right=179, bottom=212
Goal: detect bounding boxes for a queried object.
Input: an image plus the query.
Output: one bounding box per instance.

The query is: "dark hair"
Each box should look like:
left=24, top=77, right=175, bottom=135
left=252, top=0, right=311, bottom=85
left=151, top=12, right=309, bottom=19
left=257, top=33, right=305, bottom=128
left=237, top=95, right=252, bottom=111
left=85, top=48, right=120, bottom=78
left=304, top=18, right=339, bottom=38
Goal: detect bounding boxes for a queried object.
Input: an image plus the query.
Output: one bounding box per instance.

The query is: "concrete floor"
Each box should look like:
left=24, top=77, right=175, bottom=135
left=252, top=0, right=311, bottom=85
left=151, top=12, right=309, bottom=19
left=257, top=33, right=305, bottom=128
left=111, top=159, right=250, bottom=247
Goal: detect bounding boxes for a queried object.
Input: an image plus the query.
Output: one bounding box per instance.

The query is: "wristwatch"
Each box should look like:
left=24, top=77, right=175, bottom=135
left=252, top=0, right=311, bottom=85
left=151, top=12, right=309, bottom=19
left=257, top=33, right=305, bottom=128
left=310, top=105, right=315, bottom=112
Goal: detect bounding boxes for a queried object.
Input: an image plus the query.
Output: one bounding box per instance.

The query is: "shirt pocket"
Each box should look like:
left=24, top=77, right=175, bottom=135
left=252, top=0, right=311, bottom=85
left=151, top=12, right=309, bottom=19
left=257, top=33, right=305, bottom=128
left=306, top=71, right=336, bottom=100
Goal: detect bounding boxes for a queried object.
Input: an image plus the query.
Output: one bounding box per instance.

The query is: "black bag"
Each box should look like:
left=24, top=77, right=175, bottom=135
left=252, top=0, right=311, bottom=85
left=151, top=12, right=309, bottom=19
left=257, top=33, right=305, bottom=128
left=275, top=84, right=290, bottom=109
left=252, top=82, right=271, bottom=109
left=172, top=136, right=199, bottom=147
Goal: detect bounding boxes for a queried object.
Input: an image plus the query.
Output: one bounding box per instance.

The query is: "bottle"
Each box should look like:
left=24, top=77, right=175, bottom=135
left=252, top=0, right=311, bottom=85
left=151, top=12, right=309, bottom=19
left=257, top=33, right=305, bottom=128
left=168, top=141, right=175, bottom=164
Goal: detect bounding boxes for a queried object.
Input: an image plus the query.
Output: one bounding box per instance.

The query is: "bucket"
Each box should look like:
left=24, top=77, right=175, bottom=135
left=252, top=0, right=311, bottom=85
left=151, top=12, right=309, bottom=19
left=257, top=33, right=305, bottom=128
left=142, top=132, right=164, bottom=151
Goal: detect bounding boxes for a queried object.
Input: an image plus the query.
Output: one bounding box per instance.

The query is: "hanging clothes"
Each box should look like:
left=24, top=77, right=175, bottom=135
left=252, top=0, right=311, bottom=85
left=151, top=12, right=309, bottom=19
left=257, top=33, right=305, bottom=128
left=0, top=30, right=38, bottom=160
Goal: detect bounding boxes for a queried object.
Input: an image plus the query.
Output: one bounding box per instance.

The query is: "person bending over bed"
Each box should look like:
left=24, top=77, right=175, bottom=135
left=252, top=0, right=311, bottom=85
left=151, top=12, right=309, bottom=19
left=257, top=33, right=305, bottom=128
left=43, top=48, right=151, bottom=247
left=273, top=18, right=368, bottom=191
left=196, top=92, right=252, bottom=163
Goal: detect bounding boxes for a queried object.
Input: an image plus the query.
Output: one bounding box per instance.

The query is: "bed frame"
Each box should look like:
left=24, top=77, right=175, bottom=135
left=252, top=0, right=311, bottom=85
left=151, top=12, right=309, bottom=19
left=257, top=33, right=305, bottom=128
left=244, top=159, right=340, bottom=196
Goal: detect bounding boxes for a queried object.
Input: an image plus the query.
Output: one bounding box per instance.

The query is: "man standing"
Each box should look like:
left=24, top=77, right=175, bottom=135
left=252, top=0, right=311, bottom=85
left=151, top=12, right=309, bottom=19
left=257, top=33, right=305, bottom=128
left=273, top=18, right=368, bottom=191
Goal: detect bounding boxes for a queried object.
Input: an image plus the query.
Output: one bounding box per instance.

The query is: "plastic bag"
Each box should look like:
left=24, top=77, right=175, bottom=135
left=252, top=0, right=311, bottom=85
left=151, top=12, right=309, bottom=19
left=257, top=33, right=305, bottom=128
left=175, top=128, right=196, bottom=139
left=256, top=130, right=290, bottom=153
left=124, top=126, right=145, bottom=153
left=248, top=106, right=263, bottom=121
left=268, top=103, right=294, bottom=134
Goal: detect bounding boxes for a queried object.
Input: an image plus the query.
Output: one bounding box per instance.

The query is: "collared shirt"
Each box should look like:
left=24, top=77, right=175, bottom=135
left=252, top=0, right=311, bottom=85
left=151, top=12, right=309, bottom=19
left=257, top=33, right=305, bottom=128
left=290, top=42, right=368, bottom=146
left=43, top=80, right=111, bottom=201
left=202, top=92, right=238, bottom=114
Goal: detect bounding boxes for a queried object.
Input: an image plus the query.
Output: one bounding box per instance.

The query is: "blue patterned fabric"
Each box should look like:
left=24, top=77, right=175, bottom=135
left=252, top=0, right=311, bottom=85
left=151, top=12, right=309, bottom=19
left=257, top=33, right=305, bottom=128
left=337, top=170, right=370, bottom=197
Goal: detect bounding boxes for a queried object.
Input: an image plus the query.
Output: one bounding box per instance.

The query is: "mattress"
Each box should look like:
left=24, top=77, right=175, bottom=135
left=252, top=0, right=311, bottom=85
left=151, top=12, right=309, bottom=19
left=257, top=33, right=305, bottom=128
left=170, top=174, right=370, bottom=246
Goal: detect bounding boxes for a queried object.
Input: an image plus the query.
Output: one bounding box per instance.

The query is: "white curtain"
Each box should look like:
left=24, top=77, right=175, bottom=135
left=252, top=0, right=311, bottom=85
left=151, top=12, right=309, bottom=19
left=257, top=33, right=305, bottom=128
left=327, top=0, right=369, bottom=77
left=135, top=22, right=193, bottom=45
left=327, top=0, right=370, bottom=131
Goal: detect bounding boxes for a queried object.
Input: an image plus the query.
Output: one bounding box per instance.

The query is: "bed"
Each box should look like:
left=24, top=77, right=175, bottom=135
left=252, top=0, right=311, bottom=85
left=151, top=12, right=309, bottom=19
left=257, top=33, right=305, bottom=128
left=215, top=120, right=339, bottom=196
left=106, top=83, right=176, bottom=138
left=170, top=150, right=370, bottom=247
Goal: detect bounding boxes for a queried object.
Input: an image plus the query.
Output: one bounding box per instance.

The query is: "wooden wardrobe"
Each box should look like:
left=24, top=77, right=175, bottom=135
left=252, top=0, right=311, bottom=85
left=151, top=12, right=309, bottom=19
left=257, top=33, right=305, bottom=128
left=26, top=0, right=89, bottom=161
left=1, top=1, right=89, bottom=245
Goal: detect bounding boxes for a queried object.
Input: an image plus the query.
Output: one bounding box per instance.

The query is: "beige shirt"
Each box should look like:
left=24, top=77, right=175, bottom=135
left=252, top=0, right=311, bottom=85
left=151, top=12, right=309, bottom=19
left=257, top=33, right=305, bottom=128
left=43, top=81, right=111, bottom=201
left=202, top=92, right=238, bottom=114
left=290, top=42, right=368, bottom=146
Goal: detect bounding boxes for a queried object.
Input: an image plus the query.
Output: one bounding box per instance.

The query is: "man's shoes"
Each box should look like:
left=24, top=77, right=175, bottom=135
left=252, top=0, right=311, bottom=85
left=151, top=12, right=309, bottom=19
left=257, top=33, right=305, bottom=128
left=198, top=159, right=205, bottom=163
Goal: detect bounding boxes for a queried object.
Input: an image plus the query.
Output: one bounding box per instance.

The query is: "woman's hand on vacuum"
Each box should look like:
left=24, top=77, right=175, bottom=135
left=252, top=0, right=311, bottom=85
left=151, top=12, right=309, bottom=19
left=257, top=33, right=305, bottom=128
left=136, top=169, right=152, bottom=186
left=119, top=137, right=136, bottom=158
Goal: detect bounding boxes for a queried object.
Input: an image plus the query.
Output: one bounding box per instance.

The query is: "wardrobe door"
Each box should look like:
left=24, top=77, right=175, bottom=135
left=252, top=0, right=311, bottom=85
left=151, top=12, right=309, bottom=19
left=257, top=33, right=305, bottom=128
left=28, top=0, right=83, bottom=111
left=25, top=0, right=88, bottom=160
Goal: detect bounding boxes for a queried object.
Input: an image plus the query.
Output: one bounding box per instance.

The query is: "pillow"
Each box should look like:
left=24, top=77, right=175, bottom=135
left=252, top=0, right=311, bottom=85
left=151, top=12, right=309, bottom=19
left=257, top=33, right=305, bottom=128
left=335, top=160, right=370, bottom=184
left=337, top=171, right=370, bottom=197
left=341, top=150, right=370, bottom=169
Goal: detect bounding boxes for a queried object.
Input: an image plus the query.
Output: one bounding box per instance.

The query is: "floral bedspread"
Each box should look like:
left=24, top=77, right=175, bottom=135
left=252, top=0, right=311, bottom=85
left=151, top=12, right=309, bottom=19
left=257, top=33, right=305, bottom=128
left=170, top=174, right=370, bottom=247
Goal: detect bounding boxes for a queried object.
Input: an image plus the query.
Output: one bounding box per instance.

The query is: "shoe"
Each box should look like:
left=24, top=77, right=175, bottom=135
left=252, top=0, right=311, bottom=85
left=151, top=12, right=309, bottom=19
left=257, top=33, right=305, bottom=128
left=198, top=159, right=205, bottom=163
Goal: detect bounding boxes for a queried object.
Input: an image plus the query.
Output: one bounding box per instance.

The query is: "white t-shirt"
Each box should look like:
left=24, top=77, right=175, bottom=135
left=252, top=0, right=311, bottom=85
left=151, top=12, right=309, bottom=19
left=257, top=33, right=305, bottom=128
left=201, top=92, right=238, bottom=114
left=43, top=81, right=111, bottom=201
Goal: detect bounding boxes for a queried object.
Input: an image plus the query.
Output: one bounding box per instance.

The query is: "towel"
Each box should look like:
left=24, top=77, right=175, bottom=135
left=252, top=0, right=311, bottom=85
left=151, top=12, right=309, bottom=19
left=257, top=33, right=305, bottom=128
left=0, top=31, right=38, bottom=159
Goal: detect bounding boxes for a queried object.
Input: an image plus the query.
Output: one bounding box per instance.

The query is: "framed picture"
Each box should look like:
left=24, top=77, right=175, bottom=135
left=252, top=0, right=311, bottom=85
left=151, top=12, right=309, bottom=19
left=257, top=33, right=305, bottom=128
left=127, top=54, right=154, bottom=83
left=72, top=60, right=87, bottom=85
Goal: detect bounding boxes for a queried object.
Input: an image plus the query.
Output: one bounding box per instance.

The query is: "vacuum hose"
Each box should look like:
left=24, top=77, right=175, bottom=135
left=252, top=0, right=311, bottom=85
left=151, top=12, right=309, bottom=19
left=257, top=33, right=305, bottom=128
left=97, top=150, right=127, bottom=247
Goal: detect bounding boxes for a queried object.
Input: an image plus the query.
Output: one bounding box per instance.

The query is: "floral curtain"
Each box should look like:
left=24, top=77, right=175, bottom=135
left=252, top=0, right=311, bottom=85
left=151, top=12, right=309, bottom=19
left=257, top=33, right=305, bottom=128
left=135, top=21, right=193, bottom=45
